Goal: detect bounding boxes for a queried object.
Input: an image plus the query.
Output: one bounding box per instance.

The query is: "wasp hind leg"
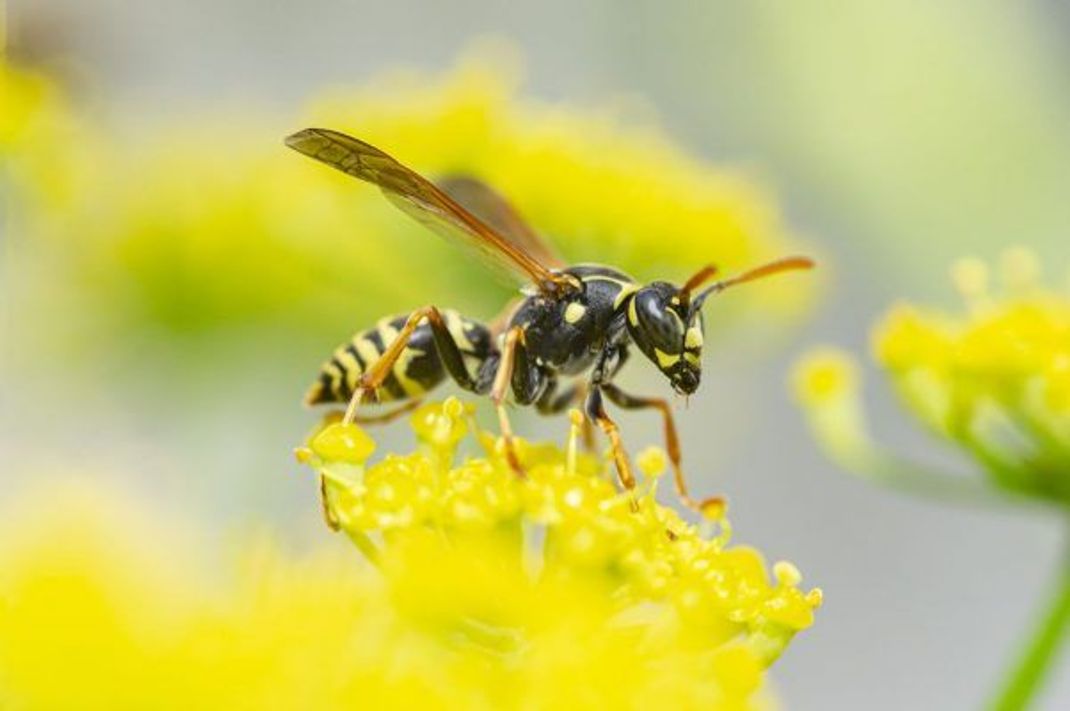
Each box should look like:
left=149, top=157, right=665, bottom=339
left=319, top=400, right=425, bottom=428
left=341, top=305, right=489, bottom=425
left=600, top=383, right=724, bottom=517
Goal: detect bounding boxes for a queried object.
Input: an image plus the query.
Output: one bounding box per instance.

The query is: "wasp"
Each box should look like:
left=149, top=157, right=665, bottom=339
left=286, top=127, right=813, bottom=513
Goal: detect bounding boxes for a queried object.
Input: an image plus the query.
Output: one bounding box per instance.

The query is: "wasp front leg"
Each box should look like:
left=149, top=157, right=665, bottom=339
left=601, top=383, right=723, bottom=516
left=489, top=325, right=551, bottom=474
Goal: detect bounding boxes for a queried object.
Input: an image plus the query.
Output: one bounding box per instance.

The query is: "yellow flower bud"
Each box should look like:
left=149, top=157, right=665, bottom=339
left=310, top=423, right=376, bottom=464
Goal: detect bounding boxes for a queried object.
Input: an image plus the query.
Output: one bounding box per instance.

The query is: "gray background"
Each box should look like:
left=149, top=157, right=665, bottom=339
left=6, top=1, right=1070, bottom=709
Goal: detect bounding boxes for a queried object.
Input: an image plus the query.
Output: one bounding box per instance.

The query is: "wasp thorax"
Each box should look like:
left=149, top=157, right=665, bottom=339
left=627, top=282, right=705, bottom=395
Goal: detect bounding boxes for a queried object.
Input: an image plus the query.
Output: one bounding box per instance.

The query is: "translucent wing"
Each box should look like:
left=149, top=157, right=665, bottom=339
left=285, top=128, right=576, bottom=295
left=438, top=175, right=566, bottom=270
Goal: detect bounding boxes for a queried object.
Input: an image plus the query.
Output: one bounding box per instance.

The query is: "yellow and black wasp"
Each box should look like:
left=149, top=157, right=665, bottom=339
left=286, top=127, right=813, bottom=512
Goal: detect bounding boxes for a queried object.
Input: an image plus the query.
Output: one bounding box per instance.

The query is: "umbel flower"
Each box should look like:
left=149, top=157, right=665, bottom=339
left=792, top=248, right=1069, bottom=507
left=0, top=404, right=819, bottom=709
left=792, top=248, right=1069, bottom=711
left=296, top=398, right=822, bottom=708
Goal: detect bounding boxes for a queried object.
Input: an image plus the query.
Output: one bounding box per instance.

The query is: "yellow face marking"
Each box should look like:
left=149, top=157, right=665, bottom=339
left=685, top=327, right=704, bottom=349
left=393, top=347, right=427, bottom=396
left=655, top=348, right=681, bottom=368
left=564, top=302, right=586, bottom=324
left=684, top=352, right=701, bottom=365
left=612, top=282, right=640, bottom=309
left=670, top=296, right=680, bottom=306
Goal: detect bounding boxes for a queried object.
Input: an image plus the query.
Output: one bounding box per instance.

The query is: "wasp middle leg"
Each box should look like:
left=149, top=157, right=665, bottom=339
left=536, top=381, right=596, bottom=450
left=601, top=383, right=723, bottom=515
left=584, top=385, right=638, bottom=504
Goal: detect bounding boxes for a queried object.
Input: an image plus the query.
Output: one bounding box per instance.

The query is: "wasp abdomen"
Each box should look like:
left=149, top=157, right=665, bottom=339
left=305, top=310, right=490, bottom=406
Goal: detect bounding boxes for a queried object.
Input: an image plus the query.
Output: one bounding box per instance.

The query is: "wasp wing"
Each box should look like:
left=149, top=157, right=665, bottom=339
left=438, top=175, right=566, bottom=270
left=285, top=128, right=574, bottom=295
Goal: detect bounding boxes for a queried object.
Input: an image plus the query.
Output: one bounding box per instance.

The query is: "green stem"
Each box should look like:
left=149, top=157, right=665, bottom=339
left=988, top=531, right=1070, bottom=711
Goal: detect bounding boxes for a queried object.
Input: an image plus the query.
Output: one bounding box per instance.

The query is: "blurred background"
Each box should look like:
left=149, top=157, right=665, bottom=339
left=4, top=1, right=1069, bottom=708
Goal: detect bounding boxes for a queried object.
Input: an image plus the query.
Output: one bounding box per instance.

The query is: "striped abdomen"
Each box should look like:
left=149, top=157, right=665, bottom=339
left=305, top=310, right=491, bottom=406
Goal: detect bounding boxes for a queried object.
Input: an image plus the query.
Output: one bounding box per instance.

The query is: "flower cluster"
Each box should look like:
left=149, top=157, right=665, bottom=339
left=0, top=401, right=820, bottom=709
left=296, top=398, right=821, bottom=707
left=0, top=57, right=93, bottom=213
left=793, top=248, right=1069, bottom=507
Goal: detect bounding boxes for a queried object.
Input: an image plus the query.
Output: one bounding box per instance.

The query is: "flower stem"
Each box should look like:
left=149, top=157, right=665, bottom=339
left=988, top=531, right=1070, bottom=711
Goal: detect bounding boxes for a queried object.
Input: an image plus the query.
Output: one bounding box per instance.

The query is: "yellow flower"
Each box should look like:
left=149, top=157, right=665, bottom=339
left=296, top=397, right=821, bottom=707
left=9, top=45, right=812, bottom=364
left=793, top=248, right=1070, bottom=507
left=0, top=56, right=95, bottom=212
left=0, top=402, right=820, bottom=709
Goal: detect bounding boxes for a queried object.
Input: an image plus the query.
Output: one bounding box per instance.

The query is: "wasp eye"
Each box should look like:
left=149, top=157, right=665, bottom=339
left=630, top=284, right=686, bottom=353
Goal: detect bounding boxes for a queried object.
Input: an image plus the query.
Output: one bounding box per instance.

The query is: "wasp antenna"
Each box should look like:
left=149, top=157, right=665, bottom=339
left=693, top=256, right=814, bottom=310
left=679, top=264, right=719, bottom=308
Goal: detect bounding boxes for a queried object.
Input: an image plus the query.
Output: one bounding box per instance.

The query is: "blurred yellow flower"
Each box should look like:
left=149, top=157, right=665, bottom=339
left=793, top=251, right=1070, bottom=711
left=8, top=45, right=812, bottom=365
left=0, top=56, right=93, bottom=212
left=793, top=246, right=1070, bottom=506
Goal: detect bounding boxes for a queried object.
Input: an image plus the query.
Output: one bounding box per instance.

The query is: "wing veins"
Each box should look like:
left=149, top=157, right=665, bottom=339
left=285, top=128, right=574, bottom=295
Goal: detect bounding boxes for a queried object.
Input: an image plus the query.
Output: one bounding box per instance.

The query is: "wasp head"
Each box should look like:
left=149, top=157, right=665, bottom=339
left=626, top=258, right=815, bottom=396
left=626, top=282, right=705, bottom=395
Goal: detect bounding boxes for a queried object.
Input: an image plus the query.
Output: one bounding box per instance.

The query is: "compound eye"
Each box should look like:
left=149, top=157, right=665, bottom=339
left=635, top=289, right=684, bottom=352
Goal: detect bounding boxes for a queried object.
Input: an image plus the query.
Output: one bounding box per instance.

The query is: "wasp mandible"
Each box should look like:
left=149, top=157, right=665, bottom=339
left=286, top=128, right=814, bottom=513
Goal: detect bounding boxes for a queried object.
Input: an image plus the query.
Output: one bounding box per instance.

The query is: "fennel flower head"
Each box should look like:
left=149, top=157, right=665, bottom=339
left=793, top=248, right=1070, bottom=507
left=296, top=398, right=821, bottom=708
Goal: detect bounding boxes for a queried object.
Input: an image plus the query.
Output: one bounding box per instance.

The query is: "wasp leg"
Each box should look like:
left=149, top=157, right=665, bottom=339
left=601, top=383, right=723, bottom=516
left=319, top=475, right=341, bottom=531
left=573, top=385, right=597, bottom=452
left=584, top=386, right=638, bottom=509
left=351, top=400, right=425, bottom=424
left=535, top=382, right=595, bottom=454
left=534, top=382, right=597, bottom=452
left=342, top=306, right=485, bottom=425
left=535, top=379, right=574, bottom=415
left=490, top=326, right=525, bottom=475
left=317, top=401, right=425, bottom=431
